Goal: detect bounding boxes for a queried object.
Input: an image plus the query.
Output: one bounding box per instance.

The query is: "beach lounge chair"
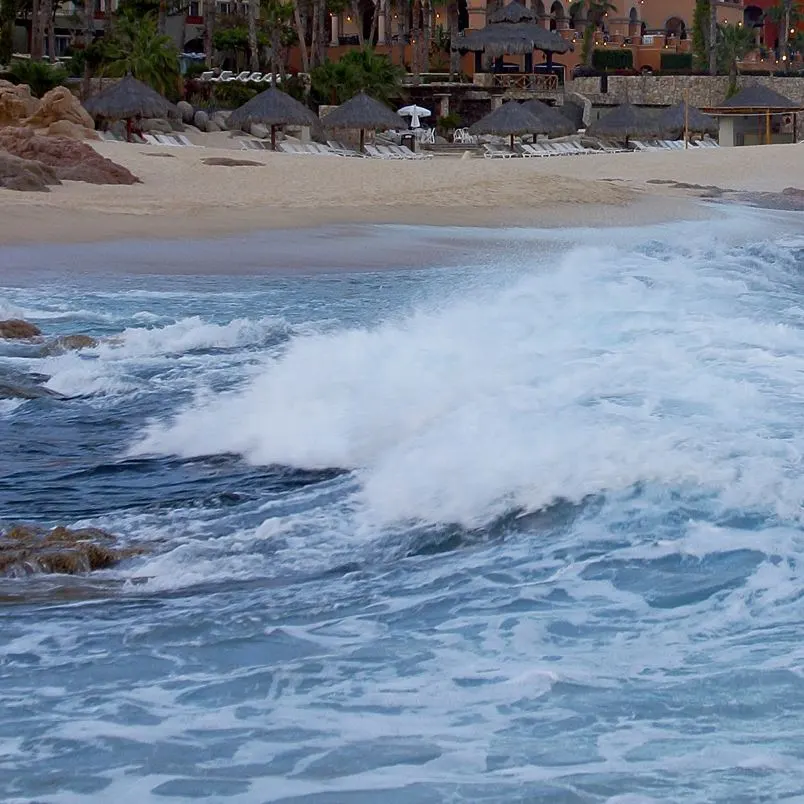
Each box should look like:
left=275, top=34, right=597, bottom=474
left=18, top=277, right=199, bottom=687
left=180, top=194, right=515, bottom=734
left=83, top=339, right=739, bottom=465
left=199, top=71, right=215, bottom=82
left=210, top=70, right=234, bottom=83
left=395, top=144, right=431, bottom=160
left=247, top=72, right=263, bottom=82
left=482, top=143, right=517, bottom=159
left=326, top=140, right=363, bottom=157
left=233, top=71, right=251, bottom=82
left=154, top=134, right=181, bottom=146
left=364, top=144, right=398, bottom=159
left=175, top=134, right=199, bottom=147
left=141, top=133, right=162, bottom=145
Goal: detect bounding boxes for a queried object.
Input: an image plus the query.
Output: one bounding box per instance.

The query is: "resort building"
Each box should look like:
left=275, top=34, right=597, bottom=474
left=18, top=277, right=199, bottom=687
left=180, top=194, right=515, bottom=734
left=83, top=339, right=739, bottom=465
left=9, top=0, right=804, bottom=77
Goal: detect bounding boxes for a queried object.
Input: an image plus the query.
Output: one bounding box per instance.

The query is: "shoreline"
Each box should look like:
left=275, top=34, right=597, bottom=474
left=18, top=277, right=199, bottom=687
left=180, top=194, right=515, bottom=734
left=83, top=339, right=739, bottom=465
left=0, top=140, right=801, bottom=248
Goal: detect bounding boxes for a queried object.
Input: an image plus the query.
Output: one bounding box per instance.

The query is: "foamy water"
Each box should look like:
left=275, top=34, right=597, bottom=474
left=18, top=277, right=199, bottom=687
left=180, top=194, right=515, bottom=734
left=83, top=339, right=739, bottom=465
left=3, top=217, right=804, bottom=803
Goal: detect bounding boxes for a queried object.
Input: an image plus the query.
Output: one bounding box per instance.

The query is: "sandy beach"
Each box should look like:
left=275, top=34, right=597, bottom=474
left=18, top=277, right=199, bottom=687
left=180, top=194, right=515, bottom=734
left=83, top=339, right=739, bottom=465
left=0, top=139, right=802, bottom=245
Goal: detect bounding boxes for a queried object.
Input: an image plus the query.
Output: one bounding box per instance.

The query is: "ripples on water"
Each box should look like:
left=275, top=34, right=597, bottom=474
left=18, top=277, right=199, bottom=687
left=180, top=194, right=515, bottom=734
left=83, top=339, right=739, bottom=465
left=3, top=217, right=804, bottom=803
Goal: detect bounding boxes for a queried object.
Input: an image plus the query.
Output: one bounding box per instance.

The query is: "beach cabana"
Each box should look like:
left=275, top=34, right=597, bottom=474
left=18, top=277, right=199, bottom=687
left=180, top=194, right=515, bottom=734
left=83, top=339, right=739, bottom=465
left=657, top=101, right=717, bottom=142
left=83, top=75, right=177, bottom=141
left=521, top=98, right=577, bottom=137
left=320, top=92, right=406, bottom=153
left=586, top=103, right=664, bottom=145
left=452, top=2, right=572, bottom=84
left=706, top=85, right=804, bottom=146
left=469, top=101, right=543, bottom=148
left=227, top=87, right=320, bottom=150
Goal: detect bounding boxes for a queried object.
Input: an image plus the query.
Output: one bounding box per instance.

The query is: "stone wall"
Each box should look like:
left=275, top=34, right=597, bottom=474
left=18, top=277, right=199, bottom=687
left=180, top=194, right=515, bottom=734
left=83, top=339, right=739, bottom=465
left=568, top=75, right=804, bottom=108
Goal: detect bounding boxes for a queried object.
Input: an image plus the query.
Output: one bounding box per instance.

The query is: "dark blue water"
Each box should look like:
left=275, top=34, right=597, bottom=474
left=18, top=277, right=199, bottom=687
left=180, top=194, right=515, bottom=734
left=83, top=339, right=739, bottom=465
left=3, top=217, right=804, bottom=803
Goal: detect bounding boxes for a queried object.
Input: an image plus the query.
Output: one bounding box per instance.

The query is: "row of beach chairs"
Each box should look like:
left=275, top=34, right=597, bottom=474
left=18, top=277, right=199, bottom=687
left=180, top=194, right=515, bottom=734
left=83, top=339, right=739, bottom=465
left=631, top=139, right=720, bottom=151
left=270, top=140, right=431, bottom=159
left=98, top=131, right=198, bottom=147
left=198, top=71, right=281, bottom=84
left=483, top=141, right=628, bottom=159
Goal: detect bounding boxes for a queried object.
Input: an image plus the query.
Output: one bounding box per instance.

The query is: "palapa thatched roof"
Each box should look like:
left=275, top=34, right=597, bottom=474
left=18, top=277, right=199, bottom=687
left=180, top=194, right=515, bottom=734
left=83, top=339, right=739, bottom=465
left=83, top=75, right=177, bottom=120
left=488, top=1, right=537, bottom=24
left=658, top=101, right=717, bottom=136
left=586, top=103, right=665, bottom=139
left=469, top=101, right=542, bottom=136
left=321, top=92, right=406, bottom=131
left=716, top=84, right=803, bottom=111
left=454, top=22, right=572, bottom=56
left=227, top=87, right=319, bottom=131
left=521, top=99, right=577, bottom=136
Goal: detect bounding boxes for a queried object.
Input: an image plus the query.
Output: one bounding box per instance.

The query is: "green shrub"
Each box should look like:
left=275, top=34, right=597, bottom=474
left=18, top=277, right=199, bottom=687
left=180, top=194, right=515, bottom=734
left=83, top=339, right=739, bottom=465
left=9, top=59, right=68, bottom=97
left=660, top=52, right=693, bottom=72
left=210, top=82, right=258, bottom=108
left=591, top=48, right=634, bottom=71
left=437, top=111, right=461, bottom=132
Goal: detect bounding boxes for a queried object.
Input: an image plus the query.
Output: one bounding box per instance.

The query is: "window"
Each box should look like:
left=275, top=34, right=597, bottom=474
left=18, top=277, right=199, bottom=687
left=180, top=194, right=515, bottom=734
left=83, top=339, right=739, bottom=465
left=189, top=1, right=200, bottom=16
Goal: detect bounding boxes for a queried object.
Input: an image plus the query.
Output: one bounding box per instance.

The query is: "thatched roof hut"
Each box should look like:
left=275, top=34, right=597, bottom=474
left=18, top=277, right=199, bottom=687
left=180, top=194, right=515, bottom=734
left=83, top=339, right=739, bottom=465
left=586, top=103, right=664, bottom=143
left=657, top=102, right=717, bottom=137
left=454, top=22, right=572, bottom=57
left=717, top=85, right=802, bottom=111
left=320, top=92, right=406, bottom=152
left=227, top=87, right=319, bottom=150
left=487, top=1, right=537, bottom=24
left=521, top=99, right=577, bottom=137
left=83, top=75, right=177, bottom=123
left=469, top=101, right=542, bottom=147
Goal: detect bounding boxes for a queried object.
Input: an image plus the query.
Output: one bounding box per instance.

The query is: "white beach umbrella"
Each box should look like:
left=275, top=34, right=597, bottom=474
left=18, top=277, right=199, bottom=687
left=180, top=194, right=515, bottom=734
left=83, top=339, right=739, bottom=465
left=398, top=104, right=432, bottom=129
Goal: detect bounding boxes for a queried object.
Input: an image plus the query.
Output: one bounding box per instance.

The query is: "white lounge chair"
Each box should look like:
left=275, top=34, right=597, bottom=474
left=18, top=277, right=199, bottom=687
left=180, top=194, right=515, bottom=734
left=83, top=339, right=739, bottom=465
left=233, top=71, right=251, bottom=82
left=364, top=144, right=397, bottom=159
left=199, top=71, right=215, bottom=82
left=326, top=140, right=363, bottom=157
left=141, top=133, right=162, bottom=146
left=483, top=143, right=517, bottom=158
left=247, top=72, right=262, bottom=82
left=210, top=70, right=234, bottom=83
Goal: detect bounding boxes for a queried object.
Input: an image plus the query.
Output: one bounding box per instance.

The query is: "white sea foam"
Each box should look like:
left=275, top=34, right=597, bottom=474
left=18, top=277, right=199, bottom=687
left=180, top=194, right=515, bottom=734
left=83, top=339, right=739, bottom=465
left=132, top=235, right=804, bottom=528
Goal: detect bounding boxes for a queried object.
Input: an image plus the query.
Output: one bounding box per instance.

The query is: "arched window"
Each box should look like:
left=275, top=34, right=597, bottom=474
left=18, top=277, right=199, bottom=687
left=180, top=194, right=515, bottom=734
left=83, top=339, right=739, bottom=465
left=665, top=16, right=687, bottom=40
left=550, top=0, right=564, bottom=31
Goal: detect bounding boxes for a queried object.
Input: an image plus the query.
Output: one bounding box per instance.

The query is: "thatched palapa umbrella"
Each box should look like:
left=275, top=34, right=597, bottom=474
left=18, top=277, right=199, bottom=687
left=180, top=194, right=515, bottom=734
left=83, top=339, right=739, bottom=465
left=83, top=75, right=177, bottom=141
left=586, top=103, right=664, bottom=144
left=487, top=0, right=537, bottom=24
left=469, top=101, right=542, bottom=149
left=521, top=99, right=577, bottom=137
left=321, top=92, right=406, bottom=153
left=658, top=101, right=717, bottom=140
left=227, top=87, right=320, bottom=150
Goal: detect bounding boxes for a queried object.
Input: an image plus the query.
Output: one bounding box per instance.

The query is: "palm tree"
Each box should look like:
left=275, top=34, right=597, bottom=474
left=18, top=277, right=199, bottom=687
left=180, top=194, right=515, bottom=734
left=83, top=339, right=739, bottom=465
left=569, top=0, right=616, bottom=66
left=717, top=22, right=754, bottom=96
left=766, top=0, right=801, bottom=70
left=102, top=14, right=180, bottom=95
left=247, top=0, right=259, bottom=70
left=310, top=46, right=403, bottom=104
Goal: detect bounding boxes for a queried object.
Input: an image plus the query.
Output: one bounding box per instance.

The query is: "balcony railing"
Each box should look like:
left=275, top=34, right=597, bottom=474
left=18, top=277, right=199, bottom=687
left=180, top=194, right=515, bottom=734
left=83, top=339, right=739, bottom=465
left=492, top=73, right=558, bottom=91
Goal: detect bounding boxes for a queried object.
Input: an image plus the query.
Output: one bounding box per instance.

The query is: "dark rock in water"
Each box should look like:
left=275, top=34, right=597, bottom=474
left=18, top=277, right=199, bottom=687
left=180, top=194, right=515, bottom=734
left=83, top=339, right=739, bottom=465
left=0, top=319, right=42, bottom=339
left=0, top=381, right=63, bottom=400
left=40, top=334, right=98, bottom=355
left=0, top=525, right=143, bottom=577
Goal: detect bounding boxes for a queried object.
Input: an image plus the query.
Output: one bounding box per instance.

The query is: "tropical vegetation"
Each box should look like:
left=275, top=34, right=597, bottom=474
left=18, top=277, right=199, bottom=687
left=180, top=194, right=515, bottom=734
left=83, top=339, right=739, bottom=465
left=716, top=22, right=755, bottom=95
left=568, top=0, right=617, bottom=66
left=310, top=47, right=403, bottom=105
left=9, top=57, right=68, bottom=97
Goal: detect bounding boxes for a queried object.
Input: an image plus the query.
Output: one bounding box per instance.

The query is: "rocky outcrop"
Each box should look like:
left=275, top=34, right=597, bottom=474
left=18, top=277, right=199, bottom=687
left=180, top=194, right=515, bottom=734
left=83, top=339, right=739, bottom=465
left=23, top=86, right=96, bottom=138
left=0, top=151, right=60, bottom=191
left=0, top=80, right=40, bottom=126
left=0, top=380, right=64, bottom=400
left=0, top=525, right=143, bottom=576
left=0, top=319, right=42, bottom=339
left=40, top=334, right=98, bottom=355
left=0, top=127, right=139, bottom=185
left=0, top=82, right=97, bottom=139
